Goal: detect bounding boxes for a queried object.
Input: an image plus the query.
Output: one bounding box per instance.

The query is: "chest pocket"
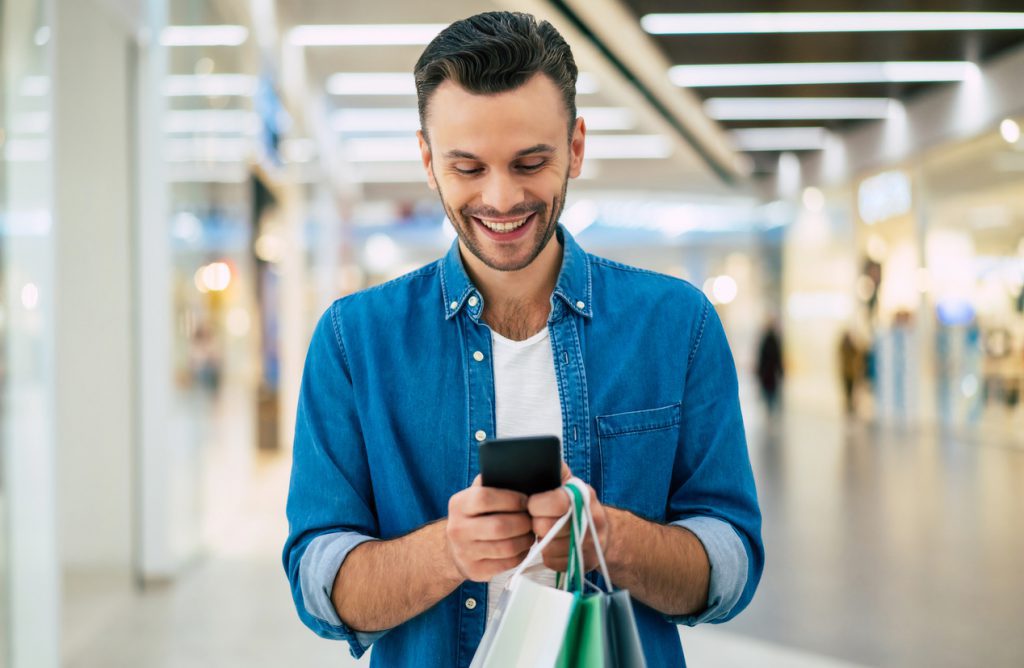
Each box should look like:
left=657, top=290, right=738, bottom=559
left=597, top=403, right=681, bottom=522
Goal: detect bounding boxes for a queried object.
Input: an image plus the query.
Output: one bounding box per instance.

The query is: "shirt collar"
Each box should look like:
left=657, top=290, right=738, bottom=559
left=440, top=224, right=593, bottom=321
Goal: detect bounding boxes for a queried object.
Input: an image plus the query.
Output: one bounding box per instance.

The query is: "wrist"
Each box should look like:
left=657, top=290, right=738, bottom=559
left=603, top=506, right=632, bottom=573
left=437, top=519, right=466, bottom=587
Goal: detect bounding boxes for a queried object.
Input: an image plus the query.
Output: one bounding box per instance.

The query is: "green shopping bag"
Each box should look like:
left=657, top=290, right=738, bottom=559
left=554, top=479, right=647, bottom=668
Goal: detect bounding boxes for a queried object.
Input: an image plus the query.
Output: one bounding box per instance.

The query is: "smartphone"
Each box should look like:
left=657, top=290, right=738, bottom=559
left=478, top=435, right=562, bottom=496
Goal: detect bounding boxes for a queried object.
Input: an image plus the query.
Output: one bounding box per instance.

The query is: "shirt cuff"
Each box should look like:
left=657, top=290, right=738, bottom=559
left=299, top=531, right=387, bottom=652
left=667, top=516, right=748, bottom=626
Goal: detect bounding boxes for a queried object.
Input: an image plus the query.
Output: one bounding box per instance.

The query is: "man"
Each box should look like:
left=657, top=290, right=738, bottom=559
left=284, top=12, right=762, bottom=667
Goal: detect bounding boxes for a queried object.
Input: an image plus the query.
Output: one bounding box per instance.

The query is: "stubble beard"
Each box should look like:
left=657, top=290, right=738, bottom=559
left=436, top=169, right=569, bottom=273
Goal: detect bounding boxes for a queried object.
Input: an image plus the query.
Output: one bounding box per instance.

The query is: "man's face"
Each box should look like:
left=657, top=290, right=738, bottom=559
left=418, top=74, right=586, bottom=272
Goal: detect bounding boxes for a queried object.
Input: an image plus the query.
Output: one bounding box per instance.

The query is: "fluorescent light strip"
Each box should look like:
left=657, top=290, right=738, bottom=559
left=705, top=97, right=896, bottom=120
left=289, top=24, right=447, bottom=46
left=342, top=135, right=671, bottom=162
left=670, top=62, right=978, bottom=87
left=163, top=74, right=258, bottom=97
left=19, top=75, right=49, bottom=97
left=163, top=110, right=260, bottom=134
left=332, top=106, right=635, bottom=133
left=164, top=137, right=251, bottom=162
left=327, top=71, right=601, bottom=96
left=642, top=12, right=1024, bottom=34
left=160, top=25, right=249, bottom=46
left=729, top=127, right=828, bottom=151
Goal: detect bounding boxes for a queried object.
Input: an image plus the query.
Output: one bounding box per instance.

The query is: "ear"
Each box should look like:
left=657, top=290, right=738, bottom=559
left=417, top=130, right=437, bottom=191
left=568, top=117, right=586, bottom=179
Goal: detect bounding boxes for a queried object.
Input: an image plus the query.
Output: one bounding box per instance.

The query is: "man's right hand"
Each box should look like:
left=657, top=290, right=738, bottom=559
left=445, top=475, right=535, bottom=582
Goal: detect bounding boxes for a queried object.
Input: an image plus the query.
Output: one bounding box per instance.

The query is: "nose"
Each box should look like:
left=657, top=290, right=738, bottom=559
left=479, top=170, right=525, bottom=215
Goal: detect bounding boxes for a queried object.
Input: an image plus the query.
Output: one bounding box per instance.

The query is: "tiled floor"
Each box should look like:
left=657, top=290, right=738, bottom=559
left=62, top=407, right=1024, bottom=667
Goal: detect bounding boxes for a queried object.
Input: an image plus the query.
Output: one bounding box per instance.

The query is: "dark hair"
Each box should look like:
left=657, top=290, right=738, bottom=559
left=414, top=12, right=578, bottom=138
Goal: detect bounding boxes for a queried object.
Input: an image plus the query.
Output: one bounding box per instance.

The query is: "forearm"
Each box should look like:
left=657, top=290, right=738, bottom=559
left=332, top=519, right=464, bottom=632
left=604, top=507, right=710, bottom=616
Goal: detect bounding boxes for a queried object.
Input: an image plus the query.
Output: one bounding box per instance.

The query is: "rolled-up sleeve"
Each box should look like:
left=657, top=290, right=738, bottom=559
left=282, top=302, right=385, bottom=659
left=666, top=296, right=764, bottom=625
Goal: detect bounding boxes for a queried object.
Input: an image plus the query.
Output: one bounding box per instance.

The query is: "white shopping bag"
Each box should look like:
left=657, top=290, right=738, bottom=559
left=470, top=493, right=578, bottom=668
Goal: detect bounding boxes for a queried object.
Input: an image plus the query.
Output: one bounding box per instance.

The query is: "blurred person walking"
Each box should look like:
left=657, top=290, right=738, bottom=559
left=839, top=329, right=863, bottom=417
left=756, top=318, right=784, bottom=415
left=283, top=12, right=762, bottom=668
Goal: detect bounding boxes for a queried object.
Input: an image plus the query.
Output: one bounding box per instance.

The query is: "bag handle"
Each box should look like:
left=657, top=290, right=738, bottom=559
left=506, top=486, right=576, bottom=590
left=565, top=477, right=614, bottom=592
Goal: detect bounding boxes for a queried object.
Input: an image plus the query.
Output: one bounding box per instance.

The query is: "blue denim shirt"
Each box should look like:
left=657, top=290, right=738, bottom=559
left=284, top=226, right=763, bottom=667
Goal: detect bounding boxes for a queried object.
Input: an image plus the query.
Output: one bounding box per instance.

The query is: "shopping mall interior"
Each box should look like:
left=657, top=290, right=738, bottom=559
left=2, top=1, right=1023, bottom=666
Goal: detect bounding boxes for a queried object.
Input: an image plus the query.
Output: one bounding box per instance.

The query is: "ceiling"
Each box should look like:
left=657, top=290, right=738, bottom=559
left=157, top=0, right=1024, bottom=199
left=617, top=0, right=1024, bottom=176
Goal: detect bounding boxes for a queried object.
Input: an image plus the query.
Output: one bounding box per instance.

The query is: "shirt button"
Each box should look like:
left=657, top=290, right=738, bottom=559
left=473, top=351, right=484, bottom=362
left=468, top=295, right=479, bottom=307
left=576, top=300, right=585, bottom=310
left=450, top=301, right=458, bottom=311
left=465, top=597, right=477, bottom=610
left=475, top=430, right=486, bottom=442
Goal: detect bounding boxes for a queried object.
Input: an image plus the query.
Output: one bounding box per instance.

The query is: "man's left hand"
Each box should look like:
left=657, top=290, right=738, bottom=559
left=527, top=465, right=610, bottom=573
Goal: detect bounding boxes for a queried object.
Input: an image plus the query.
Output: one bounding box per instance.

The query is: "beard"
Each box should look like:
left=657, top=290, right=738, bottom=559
left=436, top=169, right=569, bottom=273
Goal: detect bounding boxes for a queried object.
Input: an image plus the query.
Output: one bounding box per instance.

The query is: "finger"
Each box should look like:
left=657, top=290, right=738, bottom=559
left=472, top=474, right=482, bottom=487
left=463, top=487, right=529, bottom=516
left=539, top=536, right=570, bottom=560
left=471, top=533, right=536, bottom=560
left=527, top=488, right=570, bottom=518
left=473, top=512, right=533, bottom=541
left=532, top=517, right=571, bottom=540
left=560, top=461, right=572, bottom=482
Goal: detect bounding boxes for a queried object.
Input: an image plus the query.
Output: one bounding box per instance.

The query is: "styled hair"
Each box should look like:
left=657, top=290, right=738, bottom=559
left=414, top=12, right=578, bottom=138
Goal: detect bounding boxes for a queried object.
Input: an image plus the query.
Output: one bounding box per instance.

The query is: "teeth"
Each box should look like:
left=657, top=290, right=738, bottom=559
left=478, top=215, right=529, bottom=233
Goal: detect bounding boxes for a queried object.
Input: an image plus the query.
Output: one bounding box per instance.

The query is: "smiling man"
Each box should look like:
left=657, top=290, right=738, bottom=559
left=284, top=11, right=763, bottom=668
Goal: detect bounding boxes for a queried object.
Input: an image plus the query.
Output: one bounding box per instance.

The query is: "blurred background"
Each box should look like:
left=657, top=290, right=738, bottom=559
left=2, top=1, right=1023, bottom=666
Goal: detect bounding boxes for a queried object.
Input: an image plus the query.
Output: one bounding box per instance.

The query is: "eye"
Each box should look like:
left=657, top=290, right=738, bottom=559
left=517, top=160, right=546, bottom=172
left=452, top=164, right=483, bottom=176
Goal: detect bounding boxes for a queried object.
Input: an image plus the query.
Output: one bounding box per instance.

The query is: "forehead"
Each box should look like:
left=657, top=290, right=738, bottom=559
left=425, top=74, right=570, bottom=157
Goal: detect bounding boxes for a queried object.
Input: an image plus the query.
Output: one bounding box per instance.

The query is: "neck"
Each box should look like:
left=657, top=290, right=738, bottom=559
left=460, top=234, right=563, bottom=340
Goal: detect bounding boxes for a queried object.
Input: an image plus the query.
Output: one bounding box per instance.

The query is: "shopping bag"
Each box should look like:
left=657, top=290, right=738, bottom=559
left=555, top=479, right=648, bottom=668
left=607, top=589, right=646, bottom=668
left=470, top=492, right=579, bottom=668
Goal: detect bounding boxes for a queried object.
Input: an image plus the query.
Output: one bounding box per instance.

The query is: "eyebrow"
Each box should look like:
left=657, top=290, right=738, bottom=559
left=442, top=143, right=557, bottom=161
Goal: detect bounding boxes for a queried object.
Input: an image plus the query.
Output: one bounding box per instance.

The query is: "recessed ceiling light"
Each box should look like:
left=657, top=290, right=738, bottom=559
left=1000, top=118, right=1021, bottom=144
left=289, top=24, right=447, bottom=46
left=671, top=62, right=978, bottom=87
left=729, top=127, right=828, bottom=151
left=704, top=97, right=896, bottom=120
left=642, top=12, right=1024, bottom=34
left=161, top=25, right=249, bottom=46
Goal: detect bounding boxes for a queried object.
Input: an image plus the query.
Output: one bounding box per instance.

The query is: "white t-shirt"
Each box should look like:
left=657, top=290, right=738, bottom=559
left=485, top=326, right=562, bottom=625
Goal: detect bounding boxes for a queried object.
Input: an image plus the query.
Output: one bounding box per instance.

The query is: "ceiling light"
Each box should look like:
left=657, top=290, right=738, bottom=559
left=704, top=97, right=895, bottom=120
left=331, top=106, right=634, bottom=133
left=341, top=134, right=672, bottom=162
left=586, top=135, right=672, bottom=159
left=327, top=71, right=601, bottom=96
left=729, top=127, right=828, bottom=151
left=327, top=73, right=415, bottom=96
left=163, top=110, right=259, bottom=134
left=1000, top=118, right=1021, bottom=144
left=642, top=12, right=1024, bottom=34
left=289, top=24, right=446, bottom=46
left=160, top=25, right=249, bottom=46
left=670, top=62, right=978, bottom=87
left=163, top=74, right=258, bottom=97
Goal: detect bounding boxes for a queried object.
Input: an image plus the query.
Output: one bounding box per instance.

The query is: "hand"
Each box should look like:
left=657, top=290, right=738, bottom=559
left=527, top=464, right=610, bottom=574
left=445, top=475, right=535, bottom=582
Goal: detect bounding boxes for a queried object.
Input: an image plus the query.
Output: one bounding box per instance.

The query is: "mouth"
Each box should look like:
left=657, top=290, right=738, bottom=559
left=471, top=211, right=538, bottom=241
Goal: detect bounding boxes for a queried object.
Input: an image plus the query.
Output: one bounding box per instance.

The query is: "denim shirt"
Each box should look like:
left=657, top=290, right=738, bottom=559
left=283, top=226, right=764, bottom=667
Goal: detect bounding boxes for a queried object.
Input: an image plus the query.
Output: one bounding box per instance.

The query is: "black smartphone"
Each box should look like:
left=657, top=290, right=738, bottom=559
left=478, top=435, right=562, bottom=496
